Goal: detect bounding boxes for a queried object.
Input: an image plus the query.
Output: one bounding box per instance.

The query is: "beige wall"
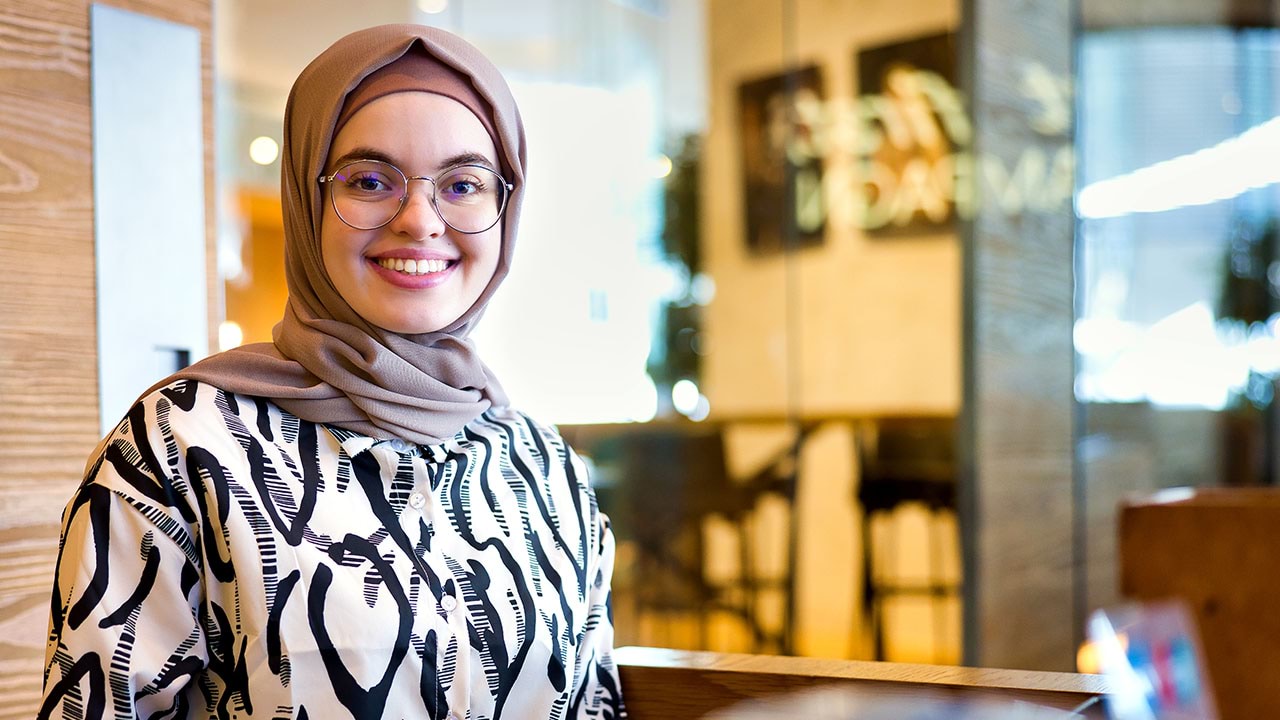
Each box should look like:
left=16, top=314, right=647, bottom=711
left=704, top=0, right=960, bottom=659
left=704, top=0, right=961, bottom=418
left=0, top=2, right=214, bottom=716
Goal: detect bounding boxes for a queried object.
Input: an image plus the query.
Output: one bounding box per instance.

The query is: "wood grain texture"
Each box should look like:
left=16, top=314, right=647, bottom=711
left=960, top=0, right=1078, bottom=671
left=616, top=647, right=1109, bottom=719
left=1120, top=489, right=1280, bottom=720
left=0, top=1, right=212, bottom=717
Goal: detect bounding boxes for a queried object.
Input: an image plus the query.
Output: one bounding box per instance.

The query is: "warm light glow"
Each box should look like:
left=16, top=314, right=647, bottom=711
left=248, top=136, right=279, bottom=166
left=417, top=0, right=448, bottom=13
left=1076, top=640, right=1100, bottom=674
left=1077, top=115, right=1280, bottom=219
left=218, top=321, right=244, bottom=351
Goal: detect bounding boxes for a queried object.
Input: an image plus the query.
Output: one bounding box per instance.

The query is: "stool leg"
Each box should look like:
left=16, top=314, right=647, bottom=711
left=861, top=509, right=884, bottom=660
left=739, top=511, right=762, bottom=651
left=929, top=508, right=944, bottom=663
left=880, top=512, right=897, bottom=661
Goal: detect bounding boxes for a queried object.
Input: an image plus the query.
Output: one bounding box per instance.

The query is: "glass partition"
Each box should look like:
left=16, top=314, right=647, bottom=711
left=1075, top=5, right=1280, bottom=616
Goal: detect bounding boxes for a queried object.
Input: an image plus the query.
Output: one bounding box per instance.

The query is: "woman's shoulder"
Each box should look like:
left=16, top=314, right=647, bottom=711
left=94, top=378, right=288, bottom=468
left=85, top=378, right=304, bottom=505
left=124, top=377, right=271, bottom=430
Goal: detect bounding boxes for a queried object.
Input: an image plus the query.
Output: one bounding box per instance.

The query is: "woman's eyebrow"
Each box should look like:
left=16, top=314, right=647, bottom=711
left=327, top=146, right=397, bottom=170
left=436, top=152, right=498, bottom=172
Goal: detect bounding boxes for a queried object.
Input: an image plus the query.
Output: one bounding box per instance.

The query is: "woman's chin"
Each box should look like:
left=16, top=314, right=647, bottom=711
left=372, top=311, right=460, bottom=336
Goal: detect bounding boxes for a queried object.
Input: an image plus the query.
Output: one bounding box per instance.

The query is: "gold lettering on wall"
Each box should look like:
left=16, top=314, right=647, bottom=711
left=763, top=56, right=1074, bottom=235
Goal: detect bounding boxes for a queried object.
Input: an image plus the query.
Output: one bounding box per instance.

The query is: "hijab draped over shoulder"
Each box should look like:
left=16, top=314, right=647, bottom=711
left=164, top=25, right=526, bottom=444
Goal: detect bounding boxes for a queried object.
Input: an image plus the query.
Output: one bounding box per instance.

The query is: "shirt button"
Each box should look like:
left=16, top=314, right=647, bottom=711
left=441, top=595, right=458, bottom=612
left=408, top=491, right=427, bottom=509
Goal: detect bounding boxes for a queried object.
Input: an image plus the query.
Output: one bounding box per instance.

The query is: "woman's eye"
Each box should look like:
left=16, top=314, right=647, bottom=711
left=346, top=174, right=394, bottom=193
left=440, top=176, right=489, bottom=202
left=446, top=180, right=480, bottom=195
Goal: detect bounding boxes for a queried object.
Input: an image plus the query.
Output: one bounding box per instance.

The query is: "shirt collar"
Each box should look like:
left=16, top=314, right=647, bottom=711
left=324, top=425, right=467, bottom=460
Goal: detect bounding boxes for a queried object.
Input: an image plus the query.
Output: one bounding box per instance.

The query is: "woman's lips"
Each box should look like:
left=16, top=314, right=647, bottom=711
left=367, top=256, right=458, bottom=289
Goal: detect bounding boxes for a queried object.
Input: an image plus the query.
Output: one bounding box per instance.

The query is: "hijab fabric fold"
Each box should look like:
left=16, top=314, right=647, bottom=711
left=159, top=25, right=526, bottom=444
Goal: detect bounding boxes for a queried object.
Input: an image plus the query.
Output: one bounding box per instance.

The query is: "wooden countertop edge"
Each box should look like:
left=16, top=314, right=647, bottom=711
left=615, top=647, right=1112, bottom=696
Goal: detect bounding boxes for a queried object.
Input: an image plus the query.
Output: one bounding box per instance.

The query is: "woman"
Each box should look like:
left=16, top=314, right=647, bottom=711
left=41, top=24, right=625, bottom=720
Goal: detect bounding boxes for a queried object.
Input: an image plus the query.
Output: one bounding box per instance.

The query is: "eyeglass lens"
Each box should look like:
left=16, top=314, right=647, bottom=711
left=328, top=160, right=506, bottom=232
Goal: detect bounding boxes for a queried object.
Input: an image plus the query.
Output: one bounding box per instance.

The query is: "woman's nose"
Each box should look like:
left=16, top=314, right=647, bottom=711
left=390, top=180, right=447, bottom=239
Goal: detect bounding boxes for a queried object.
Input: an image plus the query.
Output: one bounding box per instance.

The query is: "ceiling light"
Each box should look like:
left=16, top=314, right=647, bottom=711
left=248, top=136, right=279, bottom=166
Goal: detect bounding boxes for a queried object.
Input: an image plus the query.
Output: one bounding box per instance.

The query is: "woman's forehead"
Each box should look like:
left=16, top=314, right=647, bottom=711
left=328, top=91, right=498, bottom=170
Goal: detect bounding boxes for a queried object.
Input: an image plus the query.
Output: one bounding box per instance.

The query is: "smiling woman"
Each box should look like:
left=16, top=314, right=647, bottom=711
left=39, top=25, right=626, bottom=720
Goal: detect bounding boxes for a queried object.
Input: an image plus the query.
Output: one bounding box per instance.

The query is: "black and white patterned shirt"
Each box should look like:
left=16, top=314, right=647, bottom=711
left=41, top=380, right=625, bottom=720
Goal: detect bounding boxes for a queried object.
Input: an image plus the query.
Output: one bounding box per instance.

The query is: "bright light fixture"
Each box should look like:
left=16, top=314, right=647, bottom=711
left=418, top=0, right=448, bottom=13
left=1077, top=115, right=1280, bottom=219
left=671, top=379, right=699, bottom=415
left=248, top=136, right=279, bottom=166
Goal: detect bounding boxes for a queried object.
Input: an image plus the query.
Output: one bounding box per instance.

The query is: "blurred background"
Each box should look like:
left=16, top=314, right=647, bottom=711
left=211, top=0, right=1280, bottom=664
left=1, top=0, right=1279, bottom=716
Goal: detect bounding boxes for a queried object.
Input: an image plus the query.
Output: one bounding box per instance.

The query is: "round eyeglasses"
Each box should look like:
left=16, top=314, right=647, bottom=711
left=318, top=159, right=513, bottom=234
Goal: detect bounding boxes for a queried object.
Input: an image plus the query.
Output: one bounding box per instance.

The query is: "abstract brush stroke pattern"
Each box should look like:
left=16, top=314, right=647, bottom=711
left=41, top=380, right=625, bottom=720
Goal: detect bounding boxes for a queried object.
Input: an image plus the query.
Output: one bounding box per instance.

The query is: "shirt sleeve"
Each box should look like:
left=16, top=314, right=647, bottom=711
left=567, top=448, right=628, bottom=720
left=40, top=450, right=208, bottom=719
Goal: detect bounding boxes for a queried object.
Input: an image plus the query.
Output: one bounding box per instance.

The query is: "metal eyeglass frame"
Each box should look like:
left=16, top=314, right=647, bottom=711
left=318, top=159, right=514, bottom=234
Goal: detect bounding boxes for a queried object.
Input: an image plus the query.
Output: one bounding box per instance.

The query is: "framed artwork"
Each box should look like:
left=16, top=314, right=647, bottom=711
left=737, top=65, right=826, bottom=254
left=856, top=31, right=959, bottom=235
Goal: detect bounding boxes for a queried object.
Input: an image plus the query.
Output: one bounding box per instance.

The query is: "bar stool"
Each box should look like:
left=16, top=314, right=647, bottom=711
left=854, top=416, right=958, bottom=661
left=579, top=424, right=793, bottom=652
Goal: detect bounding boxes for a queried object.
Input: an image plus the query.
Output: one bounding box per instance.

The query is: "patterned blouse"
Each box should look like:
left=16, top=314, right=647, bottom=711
left=40, top=380, right=626, bottom=720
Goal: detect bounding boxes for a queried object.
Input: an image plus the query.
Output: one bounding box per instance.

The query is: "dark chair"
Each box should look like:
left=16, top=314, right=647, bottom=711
left=616, top=427, right=736, bottom=645
left=568, top=423, right=795, bottom=652
left=854, top=416, right=959, bottom=661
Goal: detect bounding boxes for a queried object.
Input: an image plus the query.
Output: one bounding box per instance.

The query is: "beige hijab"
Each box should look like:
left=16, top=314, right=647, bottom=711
left=164, top=25, right=525, bottom=444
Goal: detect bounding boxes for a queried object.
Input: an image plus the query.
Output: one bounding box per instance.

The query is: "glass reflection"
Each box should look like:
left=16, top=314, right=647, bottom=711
left=1075, top=24, right=1280, bottom=616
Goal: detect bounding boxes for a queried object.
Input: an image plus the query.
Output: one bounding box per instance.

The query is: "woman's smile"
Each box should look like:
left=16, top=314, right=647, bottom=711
left=368, top=253, right=459, bottom=288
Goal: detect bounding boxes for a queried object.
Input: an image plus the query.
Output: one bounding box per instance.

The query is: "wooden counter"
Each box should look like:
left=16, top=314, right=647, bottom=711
left=616, top=647, right=1110, bottom=718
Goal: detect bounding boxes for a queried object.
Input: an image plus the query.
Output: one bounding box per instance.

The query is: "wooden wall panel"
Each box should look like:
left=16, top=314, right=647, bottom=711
left=0, top=1, right=212, bottom=717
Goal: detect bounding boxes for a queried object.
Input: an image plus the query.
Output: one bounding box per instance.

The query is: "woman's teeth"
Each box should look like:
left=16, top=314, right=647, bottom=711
left=377, top=258, right=450, bottom=275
